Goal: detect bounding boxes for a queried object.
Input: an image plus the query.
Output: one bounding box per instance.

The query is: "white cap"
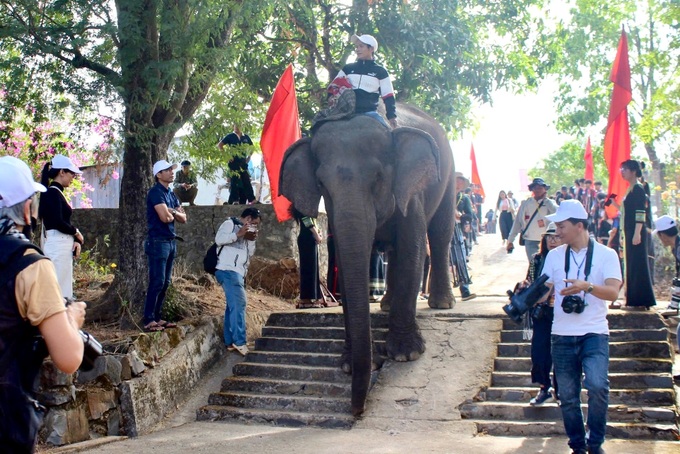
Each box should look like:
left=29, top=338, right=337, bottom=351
left=350, top=34, right=378, bottom=51
left=545, top=199, right=588, bottom=223
left=52, top=154, right=83, bottom=174
left=0, top=156, right=47, bottom=208
left=653, top=215, right=677, bottom=234
left=152, top=160, right=177, bottom=176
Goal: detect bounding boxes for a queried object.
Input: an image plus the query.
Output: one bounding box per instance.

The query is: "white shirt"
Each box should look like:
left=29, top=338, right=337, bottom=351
left=542, top=240, right=622, bottom=336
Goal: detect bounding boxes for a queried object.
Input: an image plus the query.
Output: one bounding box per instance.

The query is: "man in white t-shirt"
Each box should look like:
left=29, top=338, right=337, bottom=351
left=540, top=200, right=622, bottom=454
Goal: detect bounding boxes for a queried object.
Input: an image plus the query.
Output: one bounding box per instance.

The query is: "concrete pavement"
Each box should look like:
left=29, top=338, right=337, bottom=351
left=54, top=231, right=679, bottom=453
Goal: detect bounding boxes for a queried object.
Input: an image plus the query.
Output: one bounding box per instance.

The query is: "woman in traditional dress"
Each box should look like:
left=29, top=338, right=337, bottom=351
left=616, top=159, right=656, bottom=309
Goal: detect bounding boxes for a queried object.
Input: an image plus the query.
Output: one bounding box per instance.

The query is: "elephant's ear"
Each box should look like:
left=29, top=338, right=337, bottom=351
left=279, top=137, right=321, bottom=217
left=392, top=127, right=441, bottom=217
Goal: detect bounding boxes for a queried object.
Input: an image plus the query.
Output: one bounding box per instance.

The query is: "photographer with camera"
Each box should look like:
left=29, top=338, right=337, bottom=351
left=0, top=157, right=86, bottom=453
left=520, top=222, right=563, bottom=406
left=653, top=216, right=680, bottom=318
left=214, top=207, right=261, bottom=356
left=539, top=200, right=622, bottom=454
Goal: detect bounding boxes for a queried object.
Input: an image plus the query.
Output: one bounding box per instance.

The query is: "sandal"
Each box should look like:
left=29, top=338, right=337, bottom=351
left=608, top=302, right=622, bottom=310
left=157, top=320, right=177, bottom=328
left=144, top=322, right=165, bottom=332
left=296, top=299, right=324, bottom=309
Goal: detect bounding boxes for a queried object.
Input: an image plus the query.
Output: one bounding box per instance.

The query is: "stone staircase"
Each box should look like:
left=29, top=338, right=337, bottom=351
left=196, top=312, right=387, bottom=429
left=460, top=312, right=680, bottom=440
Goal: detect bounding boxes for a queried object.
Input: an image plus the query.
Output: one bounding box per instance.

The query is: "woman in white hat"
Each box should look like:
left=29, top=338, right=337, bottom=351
left=39, top=155, right=84, bottom=298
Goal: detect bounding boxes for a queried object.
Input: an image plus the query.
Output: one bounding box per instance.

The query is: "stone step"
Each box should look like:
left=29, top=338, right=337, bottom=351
left=254, top=336, right=386, bottom=355
left=482, top=387, right=676, bottom=406
left=469, top=420, right=679, bottom=440
left=500, top=328, right=668, bottom=343
left=266, top=312, right=389, bottom=329
left=220, top=376, right=351, bottom=399
left=246, top=350, right=342, bottom=368
left=493, top=357, right=673, bottom=373
left=261, top=326, right=388, bottom=341
left=232, top=362, right=350, bottom=383
left=196, top=404, right=355, bottom=429
left=497, top=341, right=672, bottom=359
left=460, top=401, right=677, bottom=423
left=501, top=312, right=668, bottom=331
left=491, top=371, right=673, bottom=389
left=208, top=391, right=351, bottom=414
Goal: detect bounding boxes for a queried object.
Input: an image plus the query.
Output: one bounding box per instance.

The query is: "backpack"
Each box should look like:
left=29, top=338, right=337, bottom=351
left=203, top=217, right=240, bottom=274
left=203, top=243, right=224, bottom=275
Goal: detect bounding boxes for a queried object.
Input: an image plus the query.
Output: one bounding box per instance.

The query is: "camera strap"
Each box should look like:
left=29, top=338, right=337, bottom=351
left=564, top=237, right=595, bottom=282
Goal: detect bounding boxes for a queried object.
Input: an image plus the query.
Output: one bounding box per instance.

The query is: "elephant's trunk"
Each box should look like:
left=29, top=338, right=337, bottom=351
left=332, top=211, right=375, bottom=416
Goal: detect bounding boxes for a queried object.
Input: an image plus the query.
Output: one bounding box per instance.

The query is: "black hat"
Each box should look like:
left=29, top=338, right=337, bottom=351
left=528, top=178, right=550, bottom=191
left=181, top=160, right=191, bottom=166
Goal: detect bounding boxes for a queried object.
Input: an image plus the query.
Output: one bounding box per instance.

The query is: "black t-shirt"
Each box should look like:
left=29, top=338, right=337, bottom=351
left=220, top=132, right=253, bottom=172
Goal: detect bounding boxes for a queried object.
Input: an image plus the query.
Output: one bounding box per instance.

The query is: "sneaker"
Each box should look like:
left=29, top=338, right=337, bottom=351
left=530, top=387, right=555, bottom=406
left=461, top=293, right=477, bottom=301
left=660, top=305, right=679, bottom=317
left=232, top=344, right=249, bottom=356
left=587, top=447, right=605, bottom=454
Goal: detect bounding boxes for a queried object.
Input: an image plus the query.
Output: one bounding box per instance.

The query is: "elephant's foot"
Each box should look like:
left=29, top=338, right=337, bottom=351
left=386, top=329, right=425, bottom=362
left=428, top=291, right=456, bottom=309
left=341, top=351, right=384, bottom=373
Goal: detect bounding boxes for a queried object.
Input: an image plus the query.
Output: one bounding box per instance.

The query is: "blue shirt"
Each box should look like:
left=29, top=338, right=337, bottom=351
left=147, top=182, right=180, bottom=239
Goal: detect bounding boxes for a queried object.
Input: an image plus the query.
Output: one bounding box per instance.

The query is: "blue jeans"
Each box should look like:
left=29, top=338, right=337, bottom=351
left=143, top=238, right=176, bottom=325
left=361, top=111, right=389, bottom=128
left=551, top=333, right=610, bottom=451
left=524, top=239, right=540, bottom=262
left=215, top=270, right=247, bottom=347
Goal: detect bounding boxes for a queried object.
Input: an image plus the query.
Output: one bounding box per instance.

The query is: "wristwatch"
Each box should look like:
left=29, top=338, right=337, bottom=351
left=586, top=283, right=594, bottom=294
left=170, top=209, right=177, bottom=215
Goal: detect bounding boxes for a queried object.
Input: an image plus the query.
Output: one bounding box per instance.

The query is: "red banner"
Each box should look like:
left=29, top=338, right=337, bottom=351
left=584, top=136, right=594, bottom=181
left=603, top=29, right=632, bottom=219
left=469, top=143, right=485, bottom=198
left=260, top=65, right=300, bottom=222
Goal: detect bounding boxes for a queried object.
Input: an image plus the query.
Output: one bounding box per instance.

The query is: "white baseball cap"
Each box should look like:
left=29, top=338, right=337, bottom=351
left=350, top=34, right=378, bottom=51
left=0, top=156, right=47, bottom=208
left=152, top=160, right=177, bottom=176
left=545, top=199, right=588, bottom=223
left=51, top=154, right=83, bottom=174
left=653, top=215, right=677, bottom=234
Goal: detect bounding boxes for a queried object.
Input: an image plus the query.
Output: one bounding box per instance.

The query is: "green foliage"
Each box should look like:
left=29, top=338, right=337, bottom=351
left=530, top=138, right=609, bottom=188
left=75, top=234, right=115, bottom=281
left=539, top=0, right=679, bottom=160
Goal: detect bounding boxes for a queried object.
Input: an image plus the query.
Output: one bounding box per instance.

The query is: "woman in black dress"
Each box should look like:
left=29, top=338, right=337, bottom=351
left=294, top=210, right=324, bottom=309
left=617, top=159, right=656, bottom=309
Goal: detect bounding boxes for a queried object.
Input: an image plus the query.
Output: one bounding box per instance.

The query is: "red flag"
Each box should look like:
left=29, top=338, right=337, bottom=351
left=584, top=136, right=594, bottom=181
left=603, top=29, right=632, bottom=219
left=260, top=65, right=300, bottom=222
left=469, top=143, right=485, bottom=198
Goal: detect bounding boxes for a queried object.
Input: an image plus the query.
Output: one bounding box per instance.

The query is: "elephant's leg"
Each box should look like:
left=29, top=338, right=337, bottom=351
left=386, top=205, right=427, bottom=362
left=427, top=180, right=456, bottom=309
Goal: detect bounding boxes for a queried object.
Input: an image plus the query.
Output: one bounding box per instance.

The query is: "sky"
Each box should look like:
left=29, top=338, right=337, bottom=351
left=451, top=78, right=571, bottom=211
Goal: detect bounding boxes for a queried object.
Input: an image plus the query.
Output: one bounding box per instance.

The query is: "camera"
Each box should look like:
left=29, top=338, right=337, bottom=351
left=604, top=193, right=617, bottom=207
left=531, top=303, right=548, bottom=321
left=670, top=278, right=680, bottom=305
left=503, top=274, right=550, bottom=324
left=561, top=295, right=586, bottom=314
left=65, top=298, right=103, bottom=371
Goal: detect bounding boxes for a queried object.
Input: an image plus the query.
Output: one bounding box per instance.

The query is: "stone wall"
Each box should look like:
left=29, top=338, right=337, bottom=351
left=71, top=205, right=329, bottom=280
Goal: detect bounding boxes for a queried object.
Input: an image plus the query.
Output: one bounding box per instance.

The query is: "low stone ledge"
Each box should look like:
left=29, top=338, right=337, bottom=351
left=119, top=316, right=224, bottom=436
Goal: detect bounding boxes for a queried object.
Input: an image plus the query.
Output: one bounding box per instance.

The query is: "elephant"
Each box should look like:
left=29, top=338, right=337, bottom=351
left=279, top=103, right=455, bottom=416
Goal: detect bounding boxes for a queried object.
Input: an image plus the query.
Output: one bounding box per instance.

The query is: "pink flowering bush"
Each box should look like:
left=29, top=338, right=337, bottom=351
left=0, top=90, right=118, bottom=207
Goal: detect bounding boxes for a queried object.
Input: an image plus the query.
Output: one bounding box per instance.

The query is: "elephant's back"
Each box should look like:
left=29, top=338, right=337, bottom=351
left=395, top=103, right=453, bottom=175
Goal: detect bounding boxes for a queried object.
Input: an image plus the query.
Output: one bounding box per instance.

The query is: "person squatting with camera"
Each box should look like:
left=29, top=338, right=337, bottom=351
left=214, top=207, right=261, bottom=356
left=653, top=216, right=680, bottom=362
left=539, top=200, right=622, bottom=454
left=0, top=156, right=88, bottom=453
